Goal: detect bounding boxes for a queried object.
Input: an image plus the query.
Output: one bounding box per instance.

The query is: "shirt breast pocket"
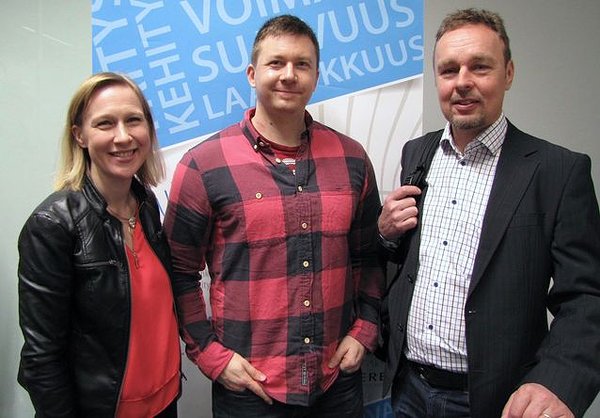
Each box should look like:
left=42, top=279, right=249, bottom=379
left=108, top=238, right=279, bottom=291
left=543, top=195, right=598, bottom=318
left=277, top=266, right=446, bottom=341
left=319, top=190, right=356, bottom=236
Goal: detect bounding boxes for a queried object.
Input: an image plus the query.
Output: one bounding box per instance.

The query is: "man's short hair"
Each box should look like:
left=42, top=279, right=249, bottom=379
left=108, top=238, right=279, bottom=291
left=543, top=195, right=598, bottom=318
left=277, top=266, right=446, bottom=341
left=251, top=14, right=320, bottom=65
left=435, top=8, right=511, bottom=64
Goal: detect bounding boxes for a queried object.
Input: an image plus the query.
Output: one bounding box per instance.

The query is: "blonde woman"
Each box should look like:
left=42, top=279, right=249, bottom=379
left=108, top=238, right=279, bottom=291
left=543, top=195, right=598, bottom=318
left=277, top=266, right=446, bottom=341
left=18, top=72, right=181, bottom=417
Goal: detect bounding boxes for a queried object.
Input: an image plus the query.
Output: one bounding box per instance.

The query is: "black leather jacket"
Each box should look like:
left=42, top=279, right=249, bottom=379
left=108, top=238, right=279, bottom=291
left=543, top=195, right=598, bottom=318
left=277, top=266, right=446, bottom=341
left=18, top=176, right=176, bottom=418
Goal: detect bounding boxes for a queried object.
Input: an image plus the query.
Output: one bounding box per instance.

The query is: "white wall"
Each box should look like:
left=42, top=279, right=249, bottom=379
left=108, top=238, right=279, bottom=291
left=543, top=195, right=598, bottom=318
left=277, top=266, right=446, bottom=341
left=1, top=1, right=598, bottom=417
left=0, top=1, right=91, bottom=416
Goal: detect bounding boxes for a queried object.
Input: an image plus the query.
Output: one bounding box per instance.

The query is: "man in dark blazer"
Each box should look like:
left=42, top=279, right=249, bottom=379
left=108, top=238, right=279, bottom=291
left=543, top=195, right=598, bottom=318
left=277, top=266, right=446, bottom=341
left=378, top=8, right=600, bottom=418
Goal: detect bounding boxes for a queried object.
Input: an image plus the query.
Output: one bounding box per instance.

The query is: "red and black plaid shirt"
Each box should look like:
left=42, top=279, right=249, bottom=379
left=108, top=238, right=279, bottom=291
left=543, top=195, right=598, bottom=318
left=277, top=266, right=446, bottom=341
left=164, top=109, right=384, bottom=406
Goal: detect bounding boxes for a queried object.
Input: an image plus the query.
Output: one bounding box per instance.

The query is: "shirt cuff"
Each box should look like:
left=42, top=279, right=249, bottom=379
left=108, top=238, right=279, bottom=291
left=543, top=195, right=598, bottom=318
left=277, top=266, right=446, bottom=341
left=348, top=318, right=379, bottom=352
left=197, top=341, right=235, bottom=381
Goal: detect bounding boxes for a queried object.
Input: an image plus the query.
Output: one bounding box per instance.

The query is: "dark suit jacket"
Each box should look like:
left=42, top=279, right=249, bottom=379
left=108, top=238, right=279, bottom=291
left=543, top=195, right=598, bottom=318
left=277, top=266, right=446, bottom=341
left=382, top=122, right=600, bottom=417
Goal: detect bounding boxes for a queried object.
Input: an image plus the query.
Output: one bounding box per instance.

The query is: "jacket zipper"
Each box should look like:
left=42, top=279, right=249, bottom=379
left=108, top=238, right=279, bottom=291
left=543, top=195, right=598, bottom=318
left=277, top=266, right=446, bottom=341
left=113, top=214, right=131, bottom=418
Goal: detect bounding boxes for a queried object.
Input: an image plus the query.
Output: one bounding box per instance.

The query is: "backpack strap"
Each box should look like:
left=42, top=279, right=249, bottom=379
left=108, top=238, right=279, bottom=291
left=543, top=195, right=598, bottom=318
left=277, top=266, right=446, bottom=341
left=401, top=129, right=443, bottom=188
left=384, top=129, right=444, bottom=273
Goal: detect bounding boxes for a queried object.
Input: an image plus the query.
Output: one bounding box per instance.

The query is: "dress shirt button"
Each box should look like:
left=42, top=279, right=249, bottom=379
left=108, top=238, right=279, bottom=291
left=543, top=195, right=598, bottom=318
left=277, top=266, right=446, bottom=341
left=253, top=144, right=259, bottom=151
left=460, top=160, right=466, bottom=166
left=255, top=192, right=263, bottom=199
left=301, top=222, right=308, bottom=229
left=304, top=337, right=311, bottom=344
left=452, top=199, right=457, bottom=205
left=303, top=300, right=311, bottom=307
left=428, top=325, right=433, bottom=330
left=443, top=240, right=448, bottom=246
left=275, top=158, right=282, bottom=163
left=302, top=260, right=310, bottom=268
left=258, top=141, right=266, bottom=147
left=297, top=185, right=303, bottom=192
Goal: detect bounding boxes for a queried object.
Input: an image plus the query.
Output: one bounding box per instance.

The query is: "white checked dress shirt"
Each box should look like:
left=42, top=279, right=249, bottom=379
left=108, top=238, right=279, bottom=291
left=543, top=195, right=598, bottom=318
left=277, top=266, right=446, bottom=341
left=405, top=115, right=508, bottom=373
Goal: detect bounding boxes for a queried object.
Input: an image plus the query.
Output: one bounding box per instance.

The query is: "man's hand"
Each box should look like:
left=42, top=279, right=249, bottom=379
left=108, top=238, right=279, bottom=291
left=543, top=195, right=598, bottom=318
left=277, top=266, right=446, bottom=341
left=217, top=352, right=272, bottom=405
left=328, top=335, right=366, bottom=374
left=501, top=383, right=574, bottom=418
left=378, top=185, right=422, bottom=241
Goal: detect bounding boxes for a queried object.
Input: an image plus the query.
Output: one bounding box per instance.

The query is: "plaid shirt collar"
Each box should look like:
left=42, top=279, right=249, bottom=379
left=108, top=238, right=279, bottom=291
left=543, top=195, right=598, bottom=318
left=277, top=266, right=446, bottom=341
left=239, top=108, right=313, bottom=155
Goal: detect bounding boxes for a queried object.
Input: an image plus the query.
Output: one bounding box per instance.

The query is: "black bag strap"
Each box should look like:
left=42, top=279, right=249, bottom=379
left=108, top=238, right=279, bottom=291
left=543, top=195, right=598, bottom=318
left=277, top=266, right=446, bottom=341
left=385, top=129, right=444, bottom=280
left=401, top=129, right=443, bottom=188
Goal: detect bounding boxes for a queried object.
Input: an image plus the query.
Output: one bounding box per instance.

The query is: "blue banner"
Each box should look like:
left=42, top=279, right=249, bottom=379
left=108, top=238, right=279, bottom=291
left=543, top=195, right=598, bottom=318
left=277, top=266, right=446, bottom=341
left=92, top=0, right=423, bottom=147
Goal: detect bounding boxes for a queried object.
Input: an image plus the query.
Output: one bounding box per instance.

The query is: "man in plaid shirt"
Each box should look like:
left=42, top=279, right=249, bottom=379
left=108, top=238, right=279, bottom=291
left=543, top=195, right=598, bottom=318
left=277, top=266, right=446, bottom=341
left=164, top=14, right=384, bottom=418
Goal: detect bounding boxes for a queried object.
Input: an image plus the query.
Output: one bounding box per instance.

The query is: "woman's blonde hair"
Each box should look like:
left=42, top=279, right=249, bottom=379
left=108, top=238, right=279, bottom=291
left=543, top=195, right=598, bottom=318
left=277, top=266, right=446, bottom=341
left=54, top=72, right=165, bottom=191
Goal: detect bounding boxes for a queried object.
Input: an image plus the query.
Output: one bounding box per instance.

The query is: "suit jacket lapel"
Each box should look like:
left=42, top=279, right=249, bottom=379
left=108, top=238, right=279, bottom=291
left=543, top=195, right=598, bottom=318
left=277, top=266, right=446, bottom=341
left=468, top=123, right=540, bottom=295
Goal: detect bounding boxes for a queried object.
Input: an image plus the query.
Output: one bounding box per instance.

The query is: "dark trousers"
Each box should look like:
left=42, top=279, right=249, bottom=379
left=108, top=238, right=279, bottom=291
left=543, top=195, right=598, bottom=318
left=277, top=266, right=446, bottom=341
left=391, top=364, right=470, bottom=418
left=212, top=370, right=363, bottom=418
left=154, top=398, right=178, bottom=418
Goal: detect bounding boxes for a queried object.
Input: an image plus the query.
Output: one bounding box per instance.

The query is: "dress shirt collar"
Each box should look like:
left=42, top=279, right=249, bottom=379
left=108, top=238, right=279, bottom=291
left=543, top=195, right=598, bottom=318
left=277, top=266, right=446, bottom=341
left=441, top=114, right=508, bottom=157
